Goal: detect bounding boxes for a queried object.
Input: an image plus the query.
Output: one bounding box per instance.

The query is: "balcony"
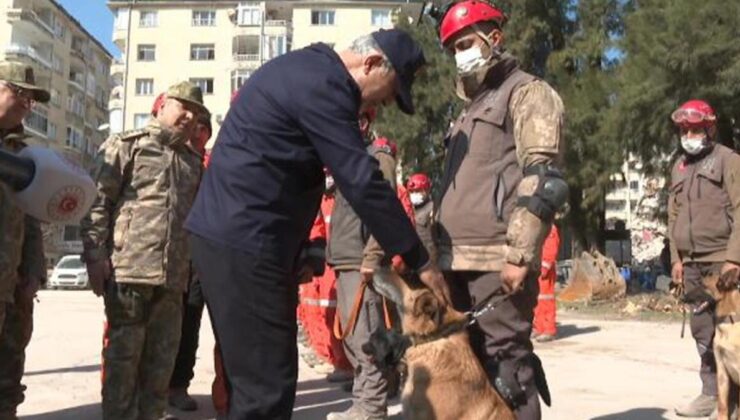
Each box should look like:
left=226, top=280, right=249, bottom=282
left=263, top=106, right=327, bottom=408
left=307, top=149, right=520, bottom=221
left=111, top=59, right=125, bottom=77
left=233, top=53, right=260, bottom=62
left=8, top=8, right=55, bottom=38
left=108, top=98, right=123, bottom=112
left=112, top=26, right=127, bottom=51
left=68, top=75, right=85, bottom=92
left=4, top=44, right=52, bottom=69
left=265, top=19, right=288, bottom=27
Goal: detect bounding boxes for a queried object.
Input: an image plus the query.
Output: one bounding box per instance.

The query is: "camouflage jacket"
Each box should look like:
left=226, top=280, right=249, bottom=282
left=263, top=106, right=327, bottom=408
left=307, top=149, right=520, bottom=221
left=436, top=57, right=564, bottom=272
left=80, top=120, right=202, bottom=291
left=0, top=126, right=46, bottom=303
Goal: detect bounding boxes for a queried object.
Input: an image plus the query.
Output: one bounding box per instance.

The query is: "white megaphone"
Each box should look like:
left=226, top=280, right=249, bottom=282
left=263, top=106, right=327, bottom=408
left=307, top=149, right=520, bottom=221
left=0, top=146, right=96, bottom=224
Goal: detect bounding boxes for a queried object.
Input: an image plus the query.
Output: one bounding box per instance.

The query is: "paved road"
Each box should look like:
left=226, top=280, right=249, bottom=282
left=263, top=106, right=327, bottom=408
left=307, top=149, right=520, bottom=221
left=18, top=290, right=701, bottom=420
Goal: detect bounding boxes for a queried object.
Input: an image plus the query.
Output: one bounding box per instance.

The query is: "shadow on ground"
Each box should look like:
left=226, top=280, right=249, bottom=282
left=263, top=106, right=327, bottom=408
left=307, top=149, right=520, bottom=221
left=21, top=403, right=100, bottom=420
left=21, top=381, right=400, bottom=420
left=591, top=407, right=669, bottom=420
left=557, top=324, right=601, bottom=340
left=25, top=364, right=101, bottom=377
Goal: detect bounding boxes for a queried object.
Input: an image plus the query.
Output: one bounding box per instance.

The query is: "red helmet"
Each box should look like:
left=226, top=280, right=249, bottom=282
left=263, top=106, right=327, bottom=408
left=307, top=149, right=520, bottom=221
left=671, top=99, right=716, bottom=129
left=407, top=173, right=431, bottom=191
left=151, top=92, right=166, bottom=116
left=439, top=1, right=507, bottom=45
left=373, top=137, right=397, bottom=157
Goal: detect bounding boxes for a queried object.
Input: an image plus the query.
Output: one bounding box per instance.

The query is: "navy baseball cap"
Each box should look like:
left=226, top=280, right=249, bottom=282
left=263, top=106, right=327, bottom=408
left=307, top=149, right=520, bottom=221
left=371, top=29, right=427, bottom=115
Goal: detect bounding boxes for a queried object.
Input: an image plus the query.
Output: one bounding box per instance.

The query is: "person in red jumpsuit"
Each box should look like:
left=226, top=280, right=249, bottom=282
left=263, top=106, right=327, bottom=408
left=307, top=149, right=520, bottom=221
left=533, top=225, right=560, bottom=342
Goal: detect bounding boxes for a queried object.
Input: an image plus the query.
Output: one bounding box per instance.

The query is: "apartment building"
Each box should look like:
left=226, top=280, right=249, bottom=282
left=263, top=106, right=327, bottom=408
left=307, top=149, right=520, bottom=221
left=0, top=0, right=113, bottom=265
left=107, top=0, right=421, bottom=144
left=604, top=156, right=666, bottom=229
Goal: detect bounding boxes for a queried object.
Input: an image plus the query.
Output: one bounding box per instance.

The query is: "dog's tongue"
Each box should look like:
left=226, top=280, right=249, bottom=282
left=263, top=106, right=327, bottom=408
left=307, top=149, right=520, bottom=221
left=373, top=268, right=403, bottom=306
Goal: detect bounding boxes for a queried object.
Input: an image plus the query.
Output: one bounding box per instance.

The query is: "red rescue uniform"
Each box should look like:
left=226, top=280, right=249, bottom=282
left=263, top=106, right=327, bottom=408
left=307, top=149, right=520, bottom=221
left=533, top=226, right=560, bottom=336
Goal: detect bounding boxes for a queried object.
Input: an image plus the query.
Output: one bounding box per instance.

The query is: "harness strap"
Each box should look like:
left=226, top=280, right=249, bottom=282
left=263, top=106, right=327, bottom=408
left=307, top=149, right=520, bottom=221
left=333, top=276, right=394, bottom=340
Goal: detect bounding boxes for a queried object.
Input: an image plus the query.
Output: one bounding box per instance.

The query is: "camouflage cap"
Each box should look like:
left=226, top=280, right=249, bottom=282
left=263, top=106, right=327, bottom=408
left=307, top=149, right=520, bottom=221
left=165, top=81, right=208, bottom=115
left=0, top=61, right=50, bottom=103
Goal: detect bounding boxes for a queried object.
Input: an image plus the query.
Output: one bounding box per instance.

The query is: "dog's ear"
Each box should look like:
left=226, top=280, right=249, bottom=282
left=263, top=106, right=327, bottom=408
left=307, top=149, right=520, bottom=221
left=413, top=291, right=441, bottom=321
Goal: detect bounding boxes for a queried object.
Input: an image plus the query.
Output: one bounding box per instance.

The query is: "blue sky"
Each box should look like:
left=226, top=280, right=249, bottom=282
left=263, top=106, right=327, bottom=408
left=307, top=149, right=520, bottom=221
left=57, top=0, right=117, bottom=57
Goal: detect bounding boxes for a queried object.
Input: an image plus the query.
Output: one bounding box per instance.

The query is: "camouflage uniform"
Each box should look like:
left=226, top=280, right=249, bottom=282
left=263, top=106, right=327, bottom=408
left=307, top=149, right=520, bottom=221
left=435, top=54, right=564, bottom=419
left=0, top=61, right=49, bottom=419
left=0, top=127, right=46, bottom=420
left=81, top=82, right=204, bottom=420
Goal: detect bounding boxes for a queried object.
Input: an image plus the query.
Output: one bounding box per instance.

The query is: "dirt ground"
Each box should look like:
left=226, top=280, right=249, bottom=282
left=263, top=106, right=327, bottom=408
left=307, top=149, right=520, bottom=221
left=17, top=290, right=705, bottom=420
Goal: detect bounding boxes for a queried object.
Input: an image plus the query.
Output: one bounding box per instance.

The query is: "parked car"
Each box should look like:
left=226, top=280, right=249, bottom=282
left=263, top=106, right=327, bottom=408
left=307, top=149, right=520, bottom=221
left=48, top=255, right=88, bottom=290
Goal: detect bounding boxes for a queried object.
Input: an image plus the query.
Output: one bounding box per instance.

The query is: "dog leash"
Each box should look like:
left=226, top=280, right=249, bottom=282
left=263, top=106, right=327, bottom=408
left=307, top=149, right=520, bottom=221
left=466, top=288, right=509, bottom=325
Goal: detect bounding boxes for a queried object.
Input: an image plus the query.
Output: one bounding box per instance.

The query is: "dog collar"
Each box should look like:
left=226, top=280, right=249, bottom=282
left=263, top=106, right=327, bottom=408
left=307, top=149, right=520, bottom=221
left=408, top=318, right=470, bottom=347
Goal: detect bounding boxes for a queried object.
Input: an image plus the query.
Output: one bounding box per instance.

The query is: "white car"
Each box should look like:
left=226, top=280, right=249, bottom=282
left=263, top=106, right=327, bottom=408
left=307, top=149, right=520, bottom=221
left=48, top=255, right=89, bottom=290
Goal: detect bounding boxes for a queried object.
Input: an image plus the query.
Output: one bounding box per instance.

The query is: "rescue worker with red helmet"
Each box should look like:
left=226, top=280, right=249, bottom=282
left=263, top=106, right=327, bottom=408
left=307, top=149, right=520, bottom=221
left=432, top=2, right=566, bottom=418
left=668, top=99, right=740, bottom=419
left=407, top=173, right=436, bottom=263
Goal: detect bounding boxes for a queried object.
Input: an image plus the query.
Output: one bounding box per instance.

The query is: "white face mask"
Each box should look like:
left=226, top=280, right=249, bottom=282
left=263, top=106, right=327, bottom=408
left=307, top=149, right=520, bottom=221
left=455, top=46, right=488, bottom=74
left=325, top=175, right=335, bottom=191
left=681, top=135, right=707, bottom=155
left=410, top=192, right=426, bottom=206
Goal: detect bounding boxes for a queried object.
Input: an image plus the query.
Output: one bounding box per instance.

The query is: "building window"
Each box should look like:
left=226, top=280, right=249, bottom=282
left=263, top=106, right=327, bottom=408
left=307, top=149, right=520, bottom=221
left=264, top=36, right=287, bottom=60
left=66, top=126, right=84, bottom=148
left=233, top=35, right=260, bottom=60
left=25, top=107, right=48, bottom=136
left=63, top=225, right=81, bottom=242
left=237, top=2, right=262, bottom=26
left=139, top=11, right=158, bottom=27
left=629, top=180, right=639, bottom=191
left=48, top=122, right=57, bottom=140
left=86, top=74, right=96, bottom=96
left=190, top=78, right=214, bottom=95
left=190, top=44, right=215, bottom=61
left=50, top=88, right=61, bottom=107
left=52, top=54, right=63, bottom=74
left=193, top=10, right=216, bottom=26
left=67, top=94, right=84, bottom=117
left=53, top=16, right=66, bottom=40
left=231, top=70, right=252, bottom=93
left=135, top=79, right=154, bottom=96
left=137, top=44, right=156, bottom=61
left=134, top=113, right=150, bottom=129
left=371, top=9, right=391, bottom=26
left=311, top=10, right=335, bottom=25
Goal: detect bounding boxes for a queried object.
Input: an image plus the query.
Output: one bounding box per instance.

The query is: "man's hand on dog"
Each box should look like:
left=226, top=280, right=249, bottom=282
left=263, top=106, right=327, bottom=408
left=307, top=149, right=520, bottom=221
left=419, top=265, right=451, bottom=307
left=502, top=263, right=528, bottom=294
left=671, top=261, right=683, bottom=285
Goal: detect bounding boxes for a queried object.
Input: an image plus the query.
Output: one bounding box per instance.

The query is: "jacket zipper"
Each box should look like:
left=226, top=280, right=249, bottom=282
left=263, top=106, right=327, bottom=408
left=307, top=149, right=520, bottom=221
left=687, top=163, right=697, bottom=255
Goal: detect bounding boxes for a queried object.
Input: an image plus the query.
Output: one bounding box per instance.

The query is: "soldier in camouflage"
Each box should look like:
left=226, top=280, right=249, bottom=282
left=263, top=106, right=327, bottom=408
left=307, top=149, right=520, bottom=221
left=434, top=3, right=565, bottom=419
left=81, top=81, right=207, bottom=420
left=0, top=61, right=50, bottom=420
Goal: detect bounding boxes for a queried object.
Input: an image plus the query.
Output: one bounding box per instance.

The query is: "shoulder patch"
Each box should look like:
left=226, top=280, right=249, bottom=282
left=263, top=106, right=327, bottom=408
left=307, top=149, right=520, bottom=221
left=117, top=128, right=148, bottom=143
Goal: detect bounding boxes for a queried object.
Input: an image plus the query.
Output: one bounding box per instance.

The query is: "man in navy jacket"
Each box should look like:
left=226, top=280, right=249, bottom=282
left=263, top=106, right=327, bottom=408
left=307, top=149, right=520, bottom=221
left=186, top=29, right=448, bottom=419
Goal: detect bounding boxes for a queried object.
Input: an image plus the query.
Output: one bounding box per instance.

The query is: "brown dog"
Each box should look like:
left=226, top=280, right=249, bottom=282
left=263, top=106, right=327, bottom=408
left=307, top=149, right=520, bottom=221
left=382, top=270, right=515, bottom=420
left=705, top=269, right=740, bottom=420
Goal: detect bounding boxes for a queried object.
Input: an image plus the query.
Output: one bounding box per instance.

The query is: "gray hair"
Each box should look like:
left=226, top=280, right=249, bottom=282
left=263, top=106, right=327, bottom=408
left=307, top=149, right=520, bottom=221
left=349, top=35, right=393, bottom=72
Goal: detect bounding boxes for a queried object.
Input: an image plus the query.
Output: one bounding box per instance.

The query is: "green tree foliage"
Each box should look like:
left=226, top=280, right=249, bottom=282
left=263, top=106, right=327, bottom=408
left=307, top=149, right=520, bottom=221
left=615, top=0, right=740, bottom=172
left=373, top=15, right=461, bottom=183
left=379, top=2, right=628, bottom=248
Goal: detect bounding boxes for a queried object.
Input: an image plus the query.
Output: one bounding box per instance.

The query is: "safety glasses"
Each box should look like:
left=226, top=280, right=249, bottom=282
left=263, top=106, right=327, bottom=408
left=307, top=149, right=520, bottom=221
left=671, top=108, right=715, bottom=127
